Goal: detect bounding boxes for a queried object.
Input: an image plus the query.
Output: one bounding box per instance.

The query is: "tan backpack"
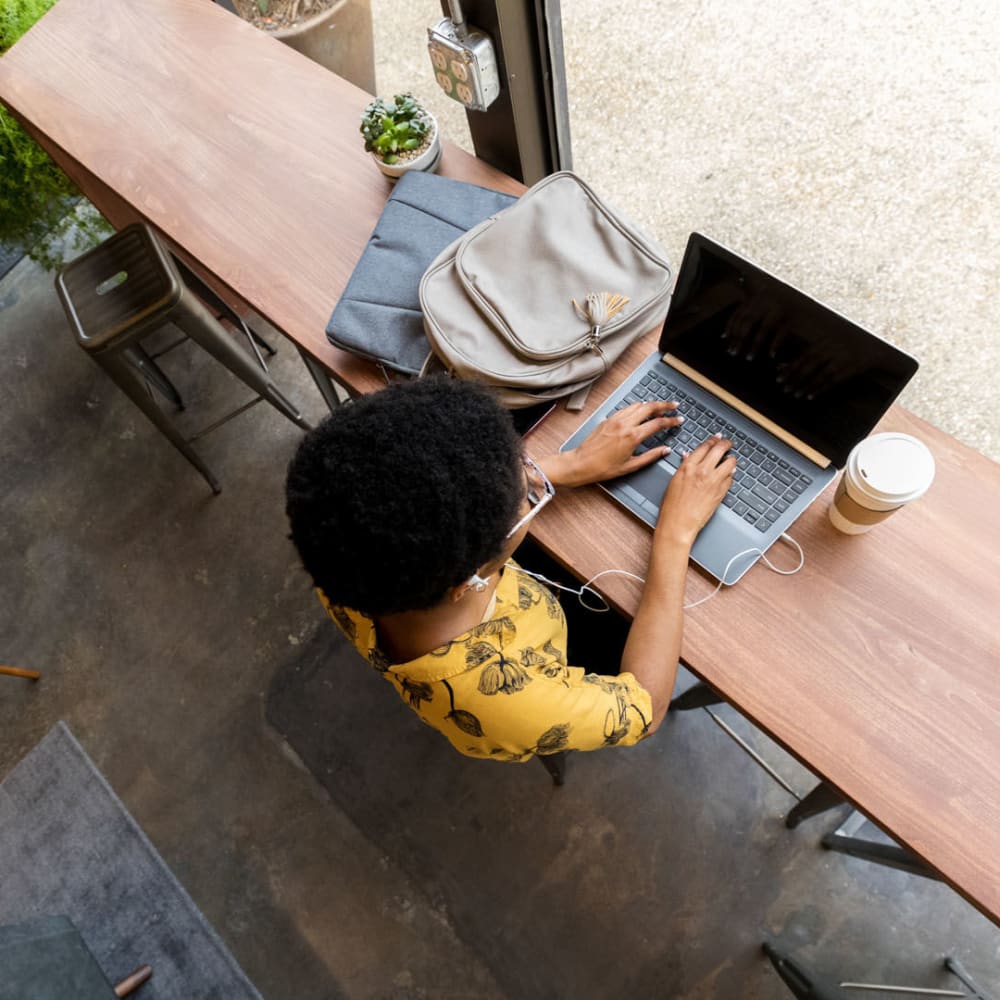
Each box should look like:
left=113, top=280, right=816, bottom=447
left=419, top=171, right=673, bottom=409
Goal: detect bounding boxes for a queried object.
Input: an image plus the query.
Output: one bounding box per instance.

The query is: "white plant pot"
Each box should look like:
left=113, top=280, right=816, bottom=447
left=371, top=116, right=441, bottom=182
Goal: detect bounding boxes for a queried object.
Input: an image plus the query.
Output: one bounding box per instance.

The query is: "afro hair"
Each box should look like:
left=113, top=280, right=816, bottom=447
left=285, top=376, right=524, bottom=616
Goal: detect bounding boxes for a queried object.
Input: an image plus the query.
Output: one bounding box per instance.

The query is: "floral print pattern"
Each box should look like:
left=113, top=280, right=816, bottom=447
left=321, top=562, right=652, bottom=760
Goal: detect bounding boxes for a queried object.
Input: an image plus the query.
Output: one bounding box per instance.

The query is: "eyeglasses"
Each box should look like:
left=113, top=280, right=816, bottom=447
left=505, top=456, right=555, bottom=539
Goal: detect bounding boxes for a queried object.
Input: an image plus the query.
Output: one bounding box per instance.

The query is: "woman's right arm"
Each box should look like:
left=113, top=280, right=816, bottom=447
left=619, top=435, right=736, bottom=733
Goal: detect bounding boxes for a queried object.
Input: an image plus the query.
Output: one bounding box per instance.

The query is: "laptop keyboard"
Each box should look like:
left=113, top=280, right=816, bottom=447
left=612, top=371, right=814, bottom=531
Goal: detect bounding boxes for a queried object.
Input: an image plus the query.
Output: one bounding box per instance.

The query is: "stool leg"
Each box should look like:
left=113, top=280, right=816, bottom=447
left=93, top=351, right=221, bottom=494
left=124, top=343, right=184, bottom=409
left=174, top=289, right=311, bottom=430
left=944, top=957, right=994, bottom=1000
left=168, top=252, right=277, bottom=358
left=761, top=942, right=850, bottom=1000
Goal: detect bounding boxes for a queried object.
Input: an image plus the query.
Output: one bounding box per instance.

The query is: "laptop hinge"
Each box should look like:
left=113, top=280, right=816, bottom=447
left=663, top=353, right=833, bottom=469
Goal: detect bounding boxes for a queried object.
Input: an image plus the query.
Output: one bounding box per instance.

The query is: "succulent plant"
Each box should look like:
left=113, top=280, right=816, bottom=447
left=359, top=94, right=431, bottom=165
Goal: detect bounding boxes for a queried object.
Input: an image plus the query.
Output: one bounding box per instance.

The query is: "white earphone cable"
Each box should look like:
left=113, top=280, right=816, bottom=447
left=508, top=532, right=805, bottom=612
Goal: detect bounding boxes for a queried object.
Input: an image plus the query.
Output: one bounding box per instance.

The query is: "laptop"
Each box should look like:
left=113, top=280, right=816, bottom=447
left=561, top=233, right=919, bottom=583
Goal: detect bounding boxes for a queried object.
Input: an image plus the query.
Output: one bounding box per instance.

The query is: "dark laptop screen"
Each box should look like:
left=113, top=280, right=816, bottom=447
left=659, top=233, right=918, bottom=468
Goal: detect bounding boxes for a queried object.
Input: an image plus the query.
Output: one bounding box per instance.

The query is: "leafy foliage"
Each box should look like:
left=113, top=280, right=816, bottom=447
left=0, top=0, right=56, bottom=49
left=359, top=93, right=431, bottom=165
left=0, top=0, right=111, bottom=270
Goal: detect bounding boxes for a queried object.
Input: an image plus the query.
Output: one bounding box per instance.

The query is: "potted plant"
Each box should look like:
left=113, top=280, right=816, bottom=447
left=224, top=0, right=375, bottom=94
left=360, top=93, right=441, bottom=181
left=1, top=0, right=112, bottom=271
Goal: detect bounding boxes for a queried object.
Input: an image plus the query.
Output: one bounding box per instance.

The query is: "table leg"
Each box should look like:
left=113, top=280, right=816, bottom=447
left=785, top=780, right=848, bottom=829
left=669, top=681, right=724, bottom=711
left=297, top=346, right=352, bottom=410
left=821, top=810, right=937, bottom=879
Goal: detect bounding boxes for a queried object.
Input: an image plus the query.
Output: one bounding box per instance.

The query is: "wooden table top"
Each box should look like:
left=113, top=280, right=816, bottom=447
left=529, top=338, right=1000, bottom=923
left=4, top=0, right=1000, bottom=926
left=0, top=0, right=521, bottom=395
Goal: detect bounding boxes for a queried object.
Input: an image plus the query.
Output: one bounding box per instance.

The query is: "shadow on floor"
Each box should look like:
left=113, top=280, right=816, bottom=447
left=267, top=622, right=1000, bottom=998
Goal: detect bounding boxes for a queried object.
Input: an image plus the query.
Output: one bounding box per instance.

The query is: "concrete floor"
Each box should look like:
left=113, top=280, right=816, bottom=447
left=2, top=2, right=999, bottom=998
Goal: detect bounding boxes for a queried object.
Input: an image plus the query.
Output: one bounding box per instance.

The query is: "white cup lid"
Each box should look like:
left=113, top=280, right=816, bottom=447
left=849, top=432, right=936, bottom=504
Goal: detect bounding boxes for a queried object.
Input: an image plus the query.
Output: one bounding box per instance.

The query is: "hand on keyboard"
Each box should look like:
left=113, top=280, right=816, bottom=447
left=656, top=435, right=736, bottom=547
left=541, top=400, right=682, bottom=488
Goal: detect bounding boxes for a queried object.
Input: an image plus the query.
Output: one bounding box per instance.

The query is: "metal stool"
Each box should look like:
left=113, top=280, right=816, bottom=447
left=763, top=941, right=993, bottom=1000
left=55, top=223, right=311, bottom=493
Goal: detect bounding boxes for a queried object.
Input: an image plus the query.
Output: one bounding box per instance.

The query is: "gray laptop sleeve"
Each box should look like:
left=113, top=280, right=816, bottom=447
left=326, top=171, right=516, bottom=376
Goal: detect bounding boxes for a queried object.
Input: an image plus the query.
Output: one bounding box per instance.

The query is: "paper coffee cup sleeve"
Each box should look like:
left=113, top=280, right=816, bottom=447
left=833, top=476, right=901, bottom=527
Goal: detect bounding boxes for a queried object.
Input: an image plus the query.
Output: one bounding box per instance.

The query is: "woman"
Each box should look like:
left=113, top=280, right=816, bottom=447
left=285, top=376, right=734, bottom=762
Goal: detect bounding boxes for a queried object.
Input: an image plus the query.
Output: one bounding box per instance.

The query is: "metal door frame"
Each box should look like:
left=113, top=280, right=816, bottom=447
left=440, top=0, right=571, bottom=183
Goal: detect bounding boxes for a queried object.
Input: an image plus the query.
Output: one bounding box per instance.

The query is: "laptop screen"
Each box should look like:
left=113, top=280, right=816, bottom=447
left=659, top=234, right=919, bottom=468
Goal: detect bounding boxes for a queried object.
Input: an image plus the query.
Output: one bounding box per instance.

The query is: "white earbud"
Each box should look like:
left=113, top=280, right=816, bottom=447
left=468, top=572, right=491, bottom=592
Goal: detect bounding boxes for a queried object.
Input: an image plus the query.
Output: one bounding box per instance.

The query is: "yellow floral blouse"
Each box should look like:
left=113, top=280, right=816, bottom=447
left=319, top=561, right=653, bottom=761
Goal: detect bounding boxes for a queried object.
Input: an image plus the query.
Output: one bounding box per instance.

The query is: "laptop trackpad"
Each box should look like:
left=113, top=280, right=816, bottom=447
left=615, top=461, right=672, bottom=514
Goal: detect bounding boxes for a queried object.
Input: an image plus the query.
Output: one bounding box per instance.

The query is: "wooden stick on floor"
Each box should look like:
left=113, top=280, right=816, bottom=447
left=0, top=666, right=41, bottom=681
left=114, top=965, right=153, bottom=997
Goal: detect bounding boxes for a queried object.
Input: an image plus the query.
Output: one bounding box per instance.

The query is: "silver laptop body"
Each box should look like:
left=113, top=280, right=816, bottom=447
left=561, top=233, right=919, bottom=584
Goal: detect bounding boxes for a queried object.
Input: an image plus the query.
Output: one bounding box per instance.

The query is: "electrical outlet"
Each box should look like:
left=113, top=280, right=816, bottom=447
left=427, top=17, right=500, bottom=112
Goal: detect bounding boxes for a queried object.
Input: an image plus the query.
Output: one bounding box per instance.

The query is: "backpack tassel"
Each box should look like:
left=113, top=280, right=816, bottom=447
left=572, top=291, right=630, bottom=349
left=563, top=292, right=631, bottom=412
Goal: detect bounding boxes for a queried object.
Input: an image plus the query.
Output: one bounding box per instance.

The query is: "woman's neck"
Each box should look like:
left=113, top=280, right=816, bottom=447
left=374, top=574, right=500, bottom=664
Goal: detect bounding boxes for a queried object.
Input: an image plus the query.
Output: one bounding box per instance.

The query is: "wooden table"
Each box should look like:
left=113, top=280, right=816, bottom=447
left=530, top=338, right=1000, bottom=922
left=0, top=0, right=522, bottom=405
left=4, top=0, right=1000, bottom=928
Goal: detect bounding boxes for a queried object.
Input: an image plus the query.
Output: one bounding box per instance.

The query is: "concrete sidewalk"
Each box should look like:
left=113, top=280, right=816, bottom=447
left=373, top=0, right=1000, bottom=461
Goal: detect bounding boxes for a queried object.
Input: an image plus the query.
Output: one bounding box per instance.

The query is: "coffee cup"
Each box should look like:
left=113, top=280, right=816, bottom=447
left=828, top=432, right=935, bottom=534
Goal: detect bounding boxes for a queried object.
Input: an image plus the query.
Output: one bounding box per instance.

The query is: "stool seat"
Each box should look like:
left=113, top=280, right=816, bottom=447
left=56, top=224, right=310, bottom=493
left=56, top=224, right=183, bottom=351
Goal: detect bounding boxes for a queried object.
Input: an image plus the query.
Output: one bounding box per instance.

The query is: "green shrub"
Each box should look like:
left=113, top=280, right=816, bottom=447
left=0, top=0, right=54, bottom=48
left=1, top=0, right=111, bottom=270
